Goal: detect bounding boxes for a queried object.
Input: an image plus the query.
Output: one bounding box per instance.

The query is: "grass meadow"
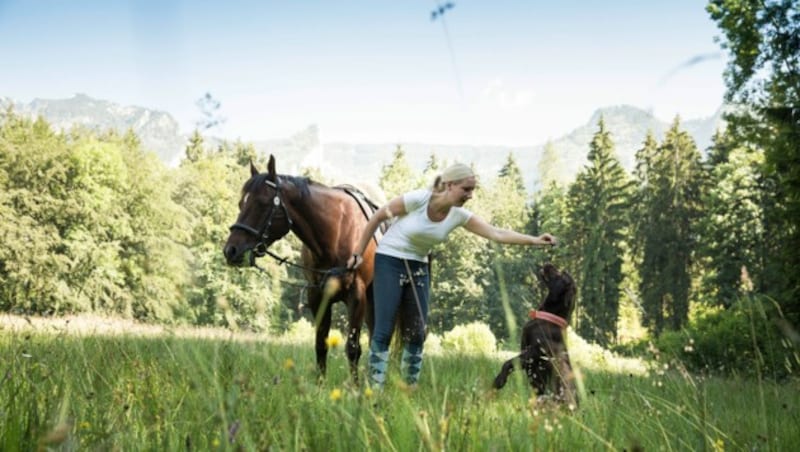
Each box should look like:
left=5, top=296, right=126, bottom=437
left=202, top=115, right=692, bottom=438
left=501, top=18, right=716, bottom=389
left=1, top=315, right=798, bottom=451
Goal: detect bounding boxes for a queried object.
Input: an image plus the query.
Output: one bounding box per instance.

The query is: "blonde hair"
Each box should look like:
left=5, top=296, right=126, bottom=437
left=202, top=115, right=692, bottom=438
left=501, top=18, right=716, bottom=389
left=432, top=163, right=475, bottom=192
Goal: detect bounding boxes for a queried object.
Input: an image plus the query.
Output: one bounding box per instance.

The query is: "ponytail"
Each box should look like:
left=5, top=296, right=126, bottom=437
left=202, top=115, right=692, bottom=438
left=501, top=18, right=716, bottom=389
left=432, top=175, right=445, bottom=192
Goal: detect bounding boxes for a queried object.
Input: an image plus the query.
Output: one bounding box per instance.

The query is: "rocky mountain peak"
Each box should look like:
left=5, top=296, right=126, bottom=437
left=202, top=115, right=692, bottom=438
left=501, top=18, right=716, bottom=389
left=2, top=94, right=186, bottom=164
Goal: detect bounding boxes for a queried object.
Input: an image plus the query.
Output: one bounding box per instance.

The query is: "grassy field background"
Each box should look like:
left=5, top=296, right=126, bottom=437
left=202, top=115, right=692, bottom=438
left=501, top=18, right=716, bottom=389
left=1, top=314, right=798, bottom=451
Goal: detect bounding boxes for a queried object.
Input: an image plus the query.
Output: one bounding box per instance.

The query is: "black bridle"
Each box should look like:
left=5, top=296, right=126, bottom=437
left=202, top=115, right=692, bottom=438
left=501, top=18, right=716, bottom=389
left=229, top=178, right=293, bottom=259
left=228, top=177, right=367, bottom=281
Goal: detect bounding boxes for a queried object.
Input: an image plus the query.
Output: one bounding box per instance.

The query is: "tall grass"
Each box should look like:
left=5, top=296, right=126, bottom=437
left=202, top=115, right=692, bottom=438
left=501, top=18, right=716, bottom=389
left=1, top=319, right=798, bottom=451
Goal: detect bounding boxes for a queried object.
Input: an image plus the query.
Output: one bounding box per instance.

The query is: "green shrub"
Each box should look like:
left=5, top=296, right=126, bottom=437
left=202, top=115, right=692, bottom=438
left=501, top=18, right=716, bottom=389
left=441, top=321, right=497, bottom=355
left=425, top=332, right=443, bottom=355
left=568, top=330, right=651, bottom=375
left=279, top=318, right=316, bottom=343
left=654, top=295, right=798, bottom=379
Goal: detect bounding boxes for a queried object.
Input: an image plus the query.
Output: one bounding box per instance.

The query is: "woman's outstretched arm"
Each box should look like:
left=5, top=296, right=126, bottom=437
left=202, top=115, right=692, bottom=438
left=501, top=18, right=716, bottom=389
left=463, top=214, right=556, bottom=246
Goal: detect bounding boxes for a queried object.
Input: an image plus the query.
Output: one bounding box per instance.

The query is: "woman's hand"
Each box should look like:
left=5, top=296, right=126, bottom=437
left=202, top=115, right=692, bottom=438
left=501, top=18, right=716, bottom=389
left=347, top=253, right=363, bottom=270
left=538, top=233, right=557, bottom=246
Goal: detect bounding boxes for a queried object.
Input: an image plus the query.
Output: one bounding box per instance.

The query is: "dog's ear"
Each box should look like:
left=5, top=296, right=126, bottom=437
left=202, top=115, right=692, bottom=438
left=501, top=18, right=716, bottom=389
left=540, top=262, right=561, bottom=284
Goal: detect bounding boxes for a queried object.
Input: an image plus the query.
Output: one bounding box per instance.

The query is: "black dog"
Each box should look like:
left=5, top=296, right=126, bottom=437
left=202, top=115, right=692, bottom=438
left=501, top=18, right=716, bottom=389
left=493, top=263, right=578, bottom=406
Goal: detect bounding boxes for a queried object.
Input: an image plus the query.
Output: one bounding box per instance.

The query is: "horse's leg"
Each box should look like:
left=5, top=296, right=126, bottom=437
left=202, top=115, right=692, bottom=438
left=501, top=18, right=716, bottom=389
left=308, top=285, right=332, bottom=376
left=345, top=278, right=368, bottom=381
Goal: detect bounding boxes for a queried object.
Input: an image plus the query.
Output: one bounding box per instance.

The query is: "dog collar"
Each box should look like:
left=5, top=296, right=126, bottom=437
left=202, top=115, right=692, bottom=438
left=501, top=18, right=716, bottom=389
left=529, top=310, right=568, bottom=329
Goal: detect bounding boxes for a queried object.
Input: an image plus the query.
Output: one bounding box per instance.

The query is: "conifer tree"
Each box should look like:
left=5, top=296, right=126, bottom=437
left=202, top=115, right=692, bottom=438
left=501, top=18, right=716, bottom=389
left=634, top=119, right=704, bottom=333
left=484, top=154, right=534, bottom=339
left=419, top=153, right=443, bottom=189
left=699, top=130, right=766, bottom=306
left=566, top=118, right=632, bottom=345
left=631, top=132, right=662, bottom=329
left=233, top=140, right=257, bottom=167
left=184, top=129, right=206, bottom=163
left=498, top=152, right=527, bottom=193
left=537, top=140, right=565, bottom=188
left=379, top=145, right=416, bottom=198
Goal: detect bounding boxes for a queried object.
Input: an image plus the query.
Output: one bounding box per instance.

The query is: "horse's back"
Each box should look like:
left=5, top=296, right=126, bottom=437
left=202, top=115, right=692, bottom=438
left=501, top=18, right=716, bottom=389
left=333, top=180, right=387, bottom=210
left=348, top=180, right=387, bottom=207
left=300, top=183, right=377, bottom=273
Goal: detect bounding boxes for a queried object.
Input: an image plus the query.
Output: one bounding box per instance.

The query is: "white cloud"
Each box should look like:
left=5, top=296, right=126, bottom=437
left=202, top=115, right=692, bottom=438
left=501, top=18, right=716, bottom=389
left=479, top=78, right=536, bottom=109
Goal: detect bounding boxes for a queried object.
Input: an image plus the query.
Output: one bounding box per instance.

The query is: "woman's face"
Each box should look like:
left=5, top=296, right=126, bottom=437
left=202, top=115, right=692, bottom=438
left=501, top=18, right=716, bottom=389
left=447, top=176, right=477, bottom=206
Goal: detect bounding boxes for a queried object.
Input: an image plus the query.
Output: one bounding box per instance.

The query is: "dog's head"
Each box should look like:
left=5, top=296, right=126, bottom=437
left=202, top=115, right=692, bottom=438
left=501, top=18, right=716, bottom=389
left=536, top=263, right=576, bottom=321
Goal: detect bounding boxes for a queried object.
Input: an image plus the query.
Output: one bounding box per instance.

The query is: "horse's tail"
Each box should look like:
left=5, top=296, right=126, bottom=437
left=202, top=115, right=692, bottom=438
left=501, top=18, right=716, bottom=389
left=313, top=273, right=343, bottom=329
left=314, top=268, right=355, bottom=327
left=321, top=274, right=342, bottom=304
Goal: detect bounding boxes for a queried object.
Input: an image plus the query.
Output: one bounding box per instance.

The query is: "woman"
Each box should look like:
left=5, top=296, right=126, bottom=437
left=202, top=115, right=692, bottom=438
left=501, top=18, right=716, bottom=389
left=347, top=163, right=556, bottom=388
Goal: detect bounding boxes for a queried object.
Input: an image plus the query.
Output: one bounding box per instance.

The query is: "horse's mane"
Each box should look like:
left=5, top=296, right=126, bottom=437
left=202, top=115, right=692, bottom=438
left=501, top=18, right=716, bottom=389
left=244, top=173, right=313, bottom=198
left=245, top=172, right=387, bottom=213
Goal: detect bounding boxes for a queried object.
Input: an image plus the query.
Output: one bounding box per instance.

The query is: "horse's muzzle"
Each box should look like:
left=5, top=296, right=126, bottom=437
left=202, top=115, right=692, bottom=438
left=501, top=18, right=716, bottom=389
left=223, top=244, right=254, bottom=267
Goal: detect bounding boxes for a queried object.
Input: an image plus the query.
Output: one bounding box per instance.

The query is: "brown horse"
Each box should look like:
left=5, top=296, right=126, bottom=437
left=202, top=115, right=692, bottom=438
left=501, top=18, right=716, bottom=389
left=223, top=155, right=380, bottom=379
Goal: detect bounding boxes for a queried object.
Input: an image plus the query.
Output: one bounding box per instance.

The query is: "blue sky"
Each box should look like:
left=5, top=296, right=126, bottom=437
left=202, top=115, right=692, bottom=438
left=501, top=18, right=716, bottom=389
left=0, top=1, right=727, bottom=146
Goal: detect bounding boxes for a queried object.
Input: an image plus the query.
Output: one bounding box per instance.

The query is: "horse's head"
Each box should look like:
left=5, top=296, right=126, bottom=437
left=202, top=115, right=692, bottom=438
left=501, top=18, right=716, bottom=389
left=224, top=155, right=293, bottom=266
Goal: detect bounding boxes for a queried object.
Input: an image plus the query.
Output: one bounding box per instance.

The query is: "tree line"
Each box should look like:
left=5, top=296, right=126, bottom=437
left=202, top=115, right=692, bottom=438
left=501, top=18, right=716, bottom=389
left=0, top=108, right=789, bottom=336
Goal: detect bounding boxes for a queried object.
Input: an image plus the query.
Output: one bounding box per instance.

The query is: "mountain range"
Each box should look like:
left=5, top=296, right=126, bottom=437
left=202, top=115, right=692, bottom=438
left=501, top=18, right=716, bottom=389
left=1, top=94, right=186, bottom=165
left=1, top=94, right=725, bottom=191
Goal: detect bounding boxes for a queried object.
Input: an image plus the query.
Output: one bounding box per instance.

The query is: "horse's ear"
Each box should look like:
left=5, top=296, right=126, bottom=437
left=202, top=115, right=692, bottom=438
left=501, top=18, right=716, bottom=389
left=250, top=159, right=260, bottom=177
left=267, top=154, right=276, bottom=180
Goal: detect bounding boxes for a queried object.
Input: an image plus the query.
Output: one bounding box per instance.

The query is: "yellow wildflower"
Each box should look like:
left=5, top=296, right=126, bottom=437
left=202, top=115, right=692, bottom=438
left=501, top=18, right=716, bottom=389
left=329, top=388, right=343, bottom=401
left=325, top=335, right=342, bottom=349
left=283, top=358, right=295, bottom=370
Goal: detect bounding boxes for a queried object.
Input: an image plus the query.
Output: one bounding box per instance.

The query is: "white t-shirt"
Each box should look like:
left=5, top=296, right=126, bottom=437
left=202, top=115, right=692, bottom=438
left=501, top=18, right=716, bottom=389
left=377, top=189, right=473, bottom=262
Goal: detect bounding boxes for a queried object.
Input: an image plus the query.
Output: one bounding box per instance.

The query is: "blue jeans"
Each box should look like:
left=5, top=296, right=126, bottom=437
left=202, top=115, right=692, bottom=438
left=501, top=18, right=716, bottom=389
left=371, top=253, right=430, bottom=353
